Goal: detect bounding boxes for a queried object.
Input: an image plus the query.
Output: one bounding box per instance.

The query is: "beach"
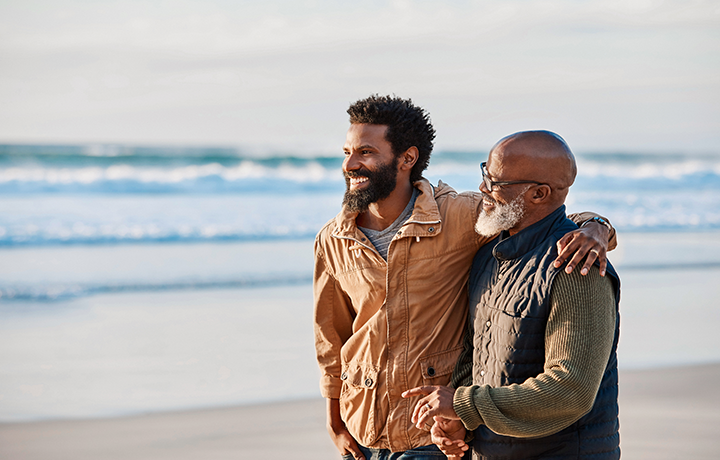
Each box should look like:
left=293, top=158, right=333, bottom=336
left=1, top=233, right=719, bottom=458
left=1, top=146, right=719, bottom=458
left=1, top=0, right=719, bottom=456
left=1, top=364, right=719, bottom=459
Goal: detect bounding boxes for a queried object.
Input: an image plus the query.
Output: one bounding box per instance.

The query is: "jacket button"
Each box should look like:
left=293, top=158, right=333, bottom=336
left=480, top=370, right=485, bottom=377
left=486, top=320, right=491, bottom=328
left=341, top=372, right=348, bottom=380
left=428, top=227, right=435, bottom=233
left=427, top=366, right=436, bottom=377
left=364, top=378, right=373, bottom=387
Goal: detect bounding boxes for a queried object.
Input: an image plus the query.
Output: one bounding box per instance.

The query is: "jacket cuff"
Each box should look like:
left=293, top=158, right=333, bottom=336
left=453, top=385, right=484, bottom=431
left=320, top=376, right=342, bottom=399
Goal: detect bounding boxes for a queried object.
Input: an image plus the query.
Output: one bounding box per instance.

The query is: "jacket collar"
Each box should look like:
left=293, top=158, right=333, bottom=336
left=493, top=205, right=568, bottom=261
left=333, top=178, right=444, bottom=238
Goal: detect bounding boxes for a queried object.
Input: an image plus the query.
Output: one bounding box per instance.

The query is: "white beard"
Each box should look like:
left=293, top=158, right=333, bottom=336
left=474, top=192, right=526, bottom=237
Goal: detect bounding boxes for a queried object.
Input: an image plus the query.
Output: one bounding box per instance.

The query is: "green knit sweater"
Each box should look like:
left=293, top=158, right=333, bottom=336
left=452, top=265, right=617, bottom=438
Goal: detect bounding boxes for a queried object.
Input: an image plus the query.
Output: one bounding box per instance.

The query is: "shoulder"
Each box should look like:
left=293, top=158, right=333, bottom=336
left=432, top=180, right=482, bottom=213
left=551, top=265, right=616, bottom=304
left=314, top=215, right=340, bottom=256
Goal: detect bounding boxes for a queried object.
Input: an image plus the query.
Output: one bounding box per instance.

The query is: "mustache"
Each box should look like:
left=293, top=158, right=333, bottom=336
left=344, top=169, right=372, bottom=179
left=481, top=192, right=496, bottom=204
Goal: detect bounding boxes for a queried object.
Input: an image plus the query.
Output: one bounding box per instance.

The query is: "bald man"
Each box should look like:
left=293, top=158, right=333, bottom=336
left=403, top=131, right=621, bottom=460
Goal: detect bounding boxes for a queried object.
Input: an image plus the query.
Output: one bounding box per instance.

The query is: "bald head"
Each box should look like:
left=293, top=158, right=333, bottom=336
left=477, top=131, right=577, bottom=236
left=489, top=130, right=576, bottom=204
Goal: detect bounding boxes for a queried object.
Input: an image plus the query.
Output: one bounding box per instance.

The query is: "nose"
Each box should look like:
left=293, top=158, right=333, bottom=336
left=343, top=150, right=360, bottom=172
left=479, top=179, right=491, bottom=194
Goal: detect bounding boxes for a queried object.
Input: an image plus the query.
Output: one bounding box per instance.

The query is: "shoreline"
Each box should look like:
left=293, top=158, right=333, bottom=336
left=1, top=363, right=719, bottom=460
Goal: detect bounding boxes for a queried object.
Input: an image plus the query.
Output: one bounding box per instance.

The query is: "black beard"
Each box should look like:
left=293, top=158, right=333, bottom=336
left=342, top=156, right=399, bottom=213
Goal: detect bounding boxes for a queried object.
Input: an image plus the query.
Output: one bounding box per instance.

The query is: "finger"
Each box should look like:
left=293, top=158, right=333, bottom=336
left=598, top=249, right=607, bottom=277
left=416, top=407, right=433, bottom=430
left=553, top=234, right=575, bottom=268
left=347, top=443, right=364, bottom=460
left=401, top=386, right=434, bottom=398
left=431, top=434, right=452, bottom=446
left=579, top=247, right=599, bottom=276
left=555, top=233, right=585, bottom=269
left=439, top=443, right=468, bottom=456
left=429, top=421, right=446, bottom=438
left=412, top=398, right=432, bottom=425
left=410, top=399, right=425, bottom=424
left=436, top=443, right=464, bottom=456
left=564, top=245, right=589, bottom=275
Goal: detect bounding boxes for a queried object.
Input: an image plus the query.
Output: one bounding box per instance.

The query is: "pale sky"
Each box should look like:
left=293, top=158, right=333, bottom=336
left=0, top=0, right=718, bottom=154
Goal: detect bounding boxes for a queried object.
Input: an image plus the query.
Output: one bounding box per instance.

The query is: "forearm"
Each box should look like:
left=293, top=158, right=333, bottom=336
left=314, top=247, right=354, bottom=399
left=327, top=398, right=343, bottom=432
left=453, top=267, right=616, bottom=437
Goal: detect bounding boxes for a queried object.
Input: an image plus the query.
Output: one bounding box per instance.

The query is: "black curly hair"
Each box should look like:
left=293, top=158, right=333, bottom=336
left=347, top=95, right=435, bottom=183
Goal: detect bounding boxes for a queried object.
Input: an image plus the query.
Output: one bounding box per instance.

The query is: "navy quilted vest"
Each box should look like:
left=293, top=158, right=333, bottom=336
left=469, top=205, right=621, bottom=460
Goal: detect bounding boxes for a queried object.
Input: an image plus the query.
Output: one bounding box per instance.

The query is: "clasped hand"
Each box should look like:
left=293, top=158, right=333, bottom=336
left=402, top=385, right=469, bottom=458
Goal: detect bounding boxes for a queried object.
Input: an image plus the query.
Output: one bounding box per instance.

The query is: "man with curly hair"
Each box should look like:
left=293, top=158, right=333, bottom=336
left=313, top=95, right=614, bottom=459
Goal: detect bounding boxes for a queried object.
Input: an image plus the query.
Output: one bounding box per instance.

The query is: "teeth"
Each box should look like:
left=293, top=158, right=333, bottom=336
left=351, top=177, right=368, bottom=186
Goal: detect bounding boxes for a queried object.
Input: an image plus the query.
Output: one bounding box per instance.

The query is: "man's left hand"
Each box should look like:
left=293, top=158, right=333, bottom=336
left=553, top=222, right=609, bottom=276
left=431, top=417, right=469, bottom=458
left=402, top=385, right=459, bottom=430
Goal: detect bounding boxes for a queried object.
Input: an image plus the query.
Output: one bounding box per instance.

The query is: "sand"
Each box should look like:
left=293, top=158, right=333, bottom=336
left=2, top=233, right=719, bottom=458
left=1, top=363, right=718, bottom=460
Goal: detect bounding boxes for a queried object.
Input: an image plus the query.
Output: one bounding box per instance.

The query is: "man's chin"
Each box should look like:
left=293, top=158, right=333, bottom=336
left=474, top=214, right=502, bottom=237
left=343, top=189, right=374, bottom=213
left=474, top=204, right=525, bottom=237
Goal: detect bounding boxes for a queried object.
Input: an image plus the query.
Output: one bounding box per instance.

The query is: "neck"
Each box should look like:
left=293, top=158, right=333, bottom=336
left=356, top=180, right=415, bottom=231
left=508, top=203, right=563, bottom=236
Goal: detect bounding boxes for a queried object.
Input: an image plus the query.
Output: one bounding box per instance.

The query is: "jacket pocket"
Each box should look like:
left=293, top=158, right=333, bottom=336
left=339, top=362, right=380, bottom=447
left=419, top=346, right=463, bottom=385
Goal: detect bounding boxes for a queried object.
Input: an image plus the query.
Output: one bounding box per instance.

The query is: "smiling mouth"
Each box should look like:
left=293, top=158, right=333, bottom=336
left=349, top=176, right=368, bottom=188
left=482, top=195, right=496, bottom=210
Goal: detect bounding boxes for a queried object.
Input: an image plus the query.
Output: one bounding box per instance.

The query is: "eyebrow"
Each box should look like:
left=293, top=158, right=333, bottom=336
left=344, top=144, right=377, bottom=151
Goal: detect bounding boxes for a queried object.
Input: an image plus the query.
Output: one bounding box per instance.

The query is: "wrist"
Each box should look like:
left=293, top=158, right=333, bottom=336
left=581, top=216, right=611, bottom=231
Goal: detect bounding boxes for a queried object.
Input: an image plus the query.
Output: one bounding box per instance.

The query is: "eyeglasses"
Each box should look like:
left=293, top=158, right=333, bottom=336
left=480, top=162, right=546, bottom=192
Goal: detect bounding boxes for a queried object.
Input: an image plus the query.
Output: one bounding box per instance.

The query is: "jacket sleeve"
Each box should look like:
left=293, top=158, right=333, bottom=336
left=567, top=211, right=617, bottom=251
left=313, top=237, right=355, bottom=399
left=452, top=267, right=617, bottom=436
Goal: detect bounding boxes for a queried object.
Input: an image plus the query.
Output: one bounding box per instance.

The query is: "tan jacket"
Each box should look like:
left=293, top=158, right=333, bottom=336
left=313, top=179, right=611, bottom=452
left=314, top=179, right=489, bottom=451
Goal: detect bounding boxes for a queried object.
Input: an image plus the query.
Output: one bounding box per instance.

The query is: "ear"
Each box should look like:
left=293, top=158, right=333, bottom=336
left=529, top=184, right=552, bottom=204
left=399, top=146, right=419, bottom=172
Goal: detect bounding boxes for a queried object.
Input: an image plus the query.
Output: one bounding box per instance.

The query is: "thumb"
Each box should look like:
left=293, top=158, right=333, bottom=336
left=348, top=444, right=364, bottom=460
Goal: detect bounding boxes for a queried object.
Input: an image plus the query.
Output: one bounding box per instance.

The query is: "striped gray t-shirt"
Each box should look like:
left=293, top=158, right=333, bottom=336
left=358, top=188, right=420, bottom=260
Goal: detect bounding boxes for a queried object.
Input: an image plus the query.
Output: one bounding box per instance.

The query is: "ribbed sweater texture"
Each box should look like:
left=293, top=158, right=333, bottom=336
left=453, top=265, right=617, bottom=437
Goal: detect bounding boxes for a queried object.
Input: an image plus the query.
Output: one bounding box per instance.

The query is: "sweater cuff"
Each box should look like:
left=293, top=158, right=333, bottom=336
left=453, top=385, right=484, bottom=431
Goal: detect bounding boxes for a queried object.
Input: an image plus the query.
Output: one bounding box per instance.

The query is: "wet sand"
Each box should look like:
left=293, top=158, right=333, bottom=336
left=1, top=363, right=718, bottom=460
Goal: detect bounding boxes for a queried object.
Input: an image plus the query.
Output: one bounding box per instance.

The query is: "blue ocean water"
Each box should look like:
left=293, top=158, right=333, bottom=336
left=1, top=143, right=719, bottom=301
left=2, top=145, right=720, bottom=421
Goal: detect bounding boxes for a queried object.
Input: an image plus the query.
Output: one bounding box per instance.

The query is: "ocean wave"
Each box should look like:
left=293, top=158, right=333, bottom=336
left=0, top=227, right=318, bottom=247
left=0, top=162, right=345, bottom=194
left=0, top=275, right=313, bottom=302
left=576, top=158, right=720, bottom=181
left=2, top=161, right=719, bottom=195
